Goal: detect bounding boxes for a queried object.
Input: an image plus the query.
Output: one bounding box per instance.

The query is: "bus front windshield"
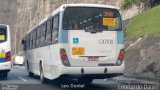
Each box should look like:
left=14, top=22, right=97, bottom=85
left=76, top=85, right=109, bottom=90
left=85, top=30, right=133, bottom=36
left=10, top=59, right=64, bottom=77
left=0, top=28, right=7, bottom=43
left=63, top=7, right=122, bottom=31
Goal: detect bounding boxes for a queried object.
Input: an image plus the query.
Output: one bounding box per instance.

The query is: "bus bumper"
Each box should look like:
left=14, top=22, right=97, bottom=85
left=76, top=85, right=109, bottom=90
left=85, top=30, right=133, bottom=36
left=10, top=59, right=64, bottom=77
left=60, top=65, right=124, bottom=74
left=0, top=61, right=11, bottom=71
left=50, top=63, right=125, bottom=79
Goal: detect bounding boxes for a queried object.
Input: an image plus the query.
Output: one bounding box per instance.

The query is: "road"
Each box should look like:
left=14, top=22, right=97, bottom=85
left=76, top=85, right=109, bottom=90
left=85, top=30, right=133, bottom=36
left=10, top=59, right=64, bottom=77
left=1, top=66, right=159, bottom=90
left=0, top=66, right=121, bottom=90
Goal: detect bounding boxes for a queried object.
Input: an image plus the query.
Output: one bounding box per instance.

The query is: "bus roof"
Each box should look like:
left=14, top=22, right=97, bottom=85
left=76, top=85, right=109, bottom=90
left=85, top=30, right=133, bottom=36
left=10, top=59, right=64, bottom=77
left=0, top=24, right=9, bottom=27
left=62, top=4, right=120, bottom=9
left=26, top=4, right=120, bottom=34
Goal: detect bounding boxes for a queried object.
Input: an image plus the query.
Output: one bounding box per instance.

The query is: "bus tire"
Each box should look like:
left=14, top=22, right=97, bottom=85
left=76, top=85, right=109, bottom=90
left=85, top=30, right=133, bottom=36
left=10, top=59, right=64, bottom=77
left=29, top=72, right=34, bottom=77
left=77, top=78, right=93, bottom=84
left=40, top=64, right=48, bottom=84
left=3, top=72, right=8, bottom=79
left=27, top=61, right=34, bottom=77
left=1, top=71, right=8, bottom=79
left=27, top=61, right=29, bottom=71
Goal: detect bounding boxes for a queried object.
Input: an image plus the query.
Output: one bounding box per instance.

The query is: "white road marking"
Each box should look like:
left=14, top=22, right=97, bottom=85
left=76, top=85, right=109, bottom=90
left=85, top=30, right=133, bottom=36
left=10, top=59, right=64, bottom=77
left=18, top=76, right=27, bottom=82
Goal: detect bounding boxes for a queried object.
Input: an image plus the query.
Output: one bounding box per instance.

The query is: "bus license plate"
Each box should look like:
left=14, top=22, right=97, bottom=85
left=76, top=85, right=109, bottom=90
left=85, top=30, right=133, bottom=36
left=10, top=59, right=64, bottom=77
left=72, top=47, right=84, bottom=55
left=0, top=52, right=5, bottom=58
left=88, top=56, right=99, bottom=61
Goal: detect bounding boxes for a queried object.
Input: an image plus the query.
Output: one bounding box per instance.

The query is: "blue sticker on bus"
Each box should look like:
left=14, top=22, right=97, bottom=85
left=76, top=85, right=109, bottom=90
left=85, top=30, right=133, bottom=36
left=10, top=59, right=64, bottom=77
left=73, top=38, right=79, bottom=44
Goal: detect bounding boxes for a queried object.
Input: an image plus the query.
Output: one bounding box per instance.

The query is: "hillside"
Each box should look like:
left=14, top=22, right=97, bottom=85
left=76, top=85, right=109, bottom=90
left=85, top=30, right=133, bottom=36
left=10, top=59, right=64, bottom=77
left=125, top=5, right=160, bottom=41
left=125, top=5, right=160, bottom=78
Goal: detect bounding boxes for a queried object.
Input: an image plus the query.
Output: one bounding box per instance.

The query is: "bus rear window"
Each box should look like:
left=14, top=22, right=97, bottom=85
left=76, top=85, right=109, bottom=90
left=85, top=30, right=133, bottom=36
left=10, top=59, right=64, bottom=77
left=63, top=7, right=122, bottom=31
left=0, top=28, right=7, bottom=42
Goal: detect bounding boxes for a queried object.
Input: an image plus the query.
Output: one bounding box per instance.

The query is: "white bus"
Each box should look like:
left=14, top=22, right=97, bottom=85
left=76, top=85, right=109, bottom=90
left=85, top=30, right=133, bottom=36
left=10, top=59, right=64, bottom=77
left=22, top=4, right=125, bottom=83
left=0, top=24, right=11, bottom=78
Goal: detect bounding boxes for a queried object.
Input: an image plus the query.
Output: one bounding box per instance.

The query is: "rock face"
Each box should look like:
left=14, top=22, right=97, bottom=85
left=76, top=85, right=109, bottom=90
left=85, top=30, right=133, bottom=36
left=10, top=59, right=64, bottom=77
left=125, top=36, right=160, bottom=78
left=122, top=5, right=142, bottom=20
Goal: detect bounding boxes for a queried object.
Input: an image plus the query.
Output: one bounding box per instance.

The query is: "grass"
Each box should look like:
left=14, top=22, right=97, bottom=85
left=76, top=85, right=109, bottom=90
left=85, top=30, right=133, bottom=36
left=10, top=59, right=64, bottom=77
left=125, top=5, right=160, bottom=41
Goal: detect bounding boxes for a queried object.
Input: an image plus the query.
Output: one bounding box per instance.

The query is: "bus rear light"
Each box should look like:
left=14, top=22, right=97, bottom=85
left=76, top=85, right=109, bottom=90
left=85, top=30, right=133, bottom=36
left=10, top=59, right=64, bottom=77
left=118, top=55, right=124, bottom=61
left=61, top=55, right=67, bottom=60
left=60, top=48, right=70, bottom=66
left=5, top=51, right=11, bottom=61
left=116, top=49, right=124, bottom=65
left=119, top=50, right=124, bottom=55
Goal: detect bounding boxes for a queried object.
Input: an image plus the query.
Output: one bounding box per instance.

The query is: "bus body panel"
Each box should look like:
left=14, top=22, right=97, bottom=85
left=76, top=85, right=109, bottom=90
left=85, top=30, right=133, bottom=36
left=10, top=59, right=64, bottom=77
left=25, top=44, right=61, bottom=79
left=25, top=46, right=51, bottom=76
left=0, top=61, right=11, bottom=71
left=66, top=30, right=123, bottom=67
left=0, top=25, right=11, bottom=72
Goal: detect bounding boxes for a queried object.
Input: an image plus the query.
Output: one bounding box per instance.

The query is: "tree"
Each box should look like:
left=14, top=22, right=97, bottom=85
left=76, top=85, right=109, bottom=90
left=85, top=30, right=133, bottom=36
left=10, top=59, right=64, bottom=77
left=122, top=0, right=136, bottom=10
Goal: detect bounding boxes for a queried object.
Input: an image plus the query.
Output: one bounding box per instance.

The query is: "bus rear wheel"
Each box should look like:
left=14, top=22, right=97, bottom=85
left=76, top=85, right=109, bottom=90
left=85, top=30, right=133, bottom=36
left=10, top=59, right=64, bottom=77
left=27, top=61, right=34, bottom=77
left=77, top=77, right=93, bottom=84
left=40, top=65, right=48, bottom=84
left=3, top=72, right=8, bottom=79
left=0, top=71, right=8, bottom=79
left=29, top=72, right=34, bottom=77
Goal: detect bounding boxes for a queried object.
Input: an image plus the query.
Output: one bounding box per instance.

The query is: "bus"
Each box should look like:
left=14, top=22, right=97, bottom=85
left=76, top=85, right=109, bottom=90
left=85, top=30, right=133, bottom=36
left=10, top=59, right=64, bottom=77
left=0, top=24, right=11, bottom=78
left=22, top=4, right=125, bottom=83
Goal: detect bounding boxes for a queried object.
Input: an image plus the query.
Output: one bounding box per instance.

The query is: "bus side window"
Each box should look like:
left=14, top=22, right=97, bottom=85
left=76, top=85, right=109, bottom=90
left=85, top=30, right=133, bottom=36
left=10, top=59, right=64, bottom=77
left=32, top=31, right=35, bottom=48
left=45, top=20, right=51, bottom=45
left=29, top=34, right=31, bottom=49
left=22, top=39, right=26, bottom=50
left=26, top=36, right=28, bottom=50
left=40, top=24, right=45, bottom=46
left=33, top=30, right=37, bottom=48
left=40, top=26, right=43, bottom=46
left=36, top=27, right=40, bottom=47
left=27, top=35, right=29, bottom=50
left=30, top=33, right=32, bottom=49
left=52, top=15, right=59, bottom=43
left=44, top=22, right=47, bottom=41
left=51, top=18, right=54, bottom=42
left=32, top=31, right=34, bottom=48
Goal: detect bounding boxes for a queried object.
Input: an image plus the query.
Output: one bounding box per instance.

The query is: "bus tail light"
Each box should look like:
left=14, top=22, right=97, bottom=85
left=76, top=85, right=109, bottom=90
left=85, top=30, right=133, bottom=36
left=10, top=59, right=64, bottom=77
left=116, top=49, right=124, bottom=65
left=61, top=55, right=67, bottom=60
left=60, top=48, right=70, bottom=66
left=5, top=51, right=11, bottom=61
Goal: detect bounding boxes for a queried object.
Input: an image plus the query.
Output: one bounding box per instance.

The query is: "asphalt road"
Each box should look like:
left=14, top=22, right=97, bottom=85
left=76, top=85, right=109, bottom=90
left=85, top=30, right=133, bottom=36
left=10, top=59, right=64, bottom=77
left=0, top=66, right=121, bottom=90
left=1, top=66, right=159, bottom=90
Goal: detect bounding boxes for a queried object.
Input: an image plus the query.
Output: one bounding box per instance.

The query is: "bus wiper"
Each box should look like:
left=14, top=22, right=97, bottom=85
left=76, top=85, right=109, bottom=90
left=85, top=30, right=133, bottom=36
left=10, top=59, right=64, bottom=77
left=85, top=28, right=103, bottom=33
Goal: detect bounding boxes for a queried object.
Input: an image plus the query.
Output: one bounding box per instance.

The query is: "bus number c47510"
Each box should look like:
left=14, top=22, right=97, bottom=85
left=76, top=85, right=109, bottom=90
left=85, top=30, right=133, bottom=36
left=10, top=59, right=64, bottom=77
left=99, top=39, right=113, bottom=44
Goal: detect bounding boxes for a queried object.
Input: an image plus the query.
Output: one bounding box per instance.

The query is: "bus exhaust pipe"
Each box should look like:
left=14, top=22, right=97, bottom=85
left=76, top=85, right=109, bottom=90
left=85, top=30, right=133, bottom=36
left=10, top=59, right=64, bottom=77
left=104, top=68, right=107, bottom=73
left=81, top=68, right=84, bottom=74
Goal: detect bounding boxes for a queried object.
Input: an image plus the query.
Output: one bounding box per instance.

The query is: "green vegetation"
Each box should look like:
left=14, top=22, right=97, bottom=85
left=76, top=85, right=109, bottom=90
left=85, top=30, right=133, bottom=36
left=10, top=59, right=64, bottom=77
left=125, top=5, right=160, bottom=41
left=122, top=0, right=137, bottom=9
left=122, top=0, right=149, bottom=10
